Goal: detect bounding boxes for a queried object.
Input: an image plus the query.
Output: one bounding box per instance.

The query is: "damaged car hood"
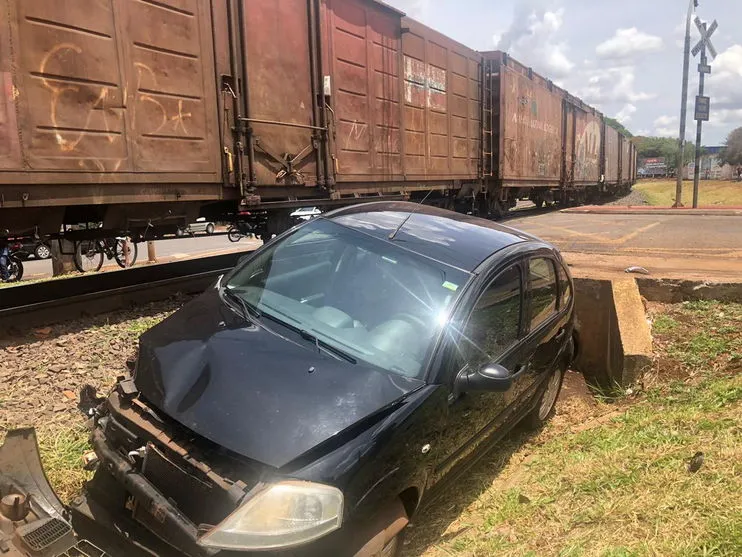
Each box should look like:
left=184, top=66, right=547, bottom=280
left=133, top=288, right=424, bottom=469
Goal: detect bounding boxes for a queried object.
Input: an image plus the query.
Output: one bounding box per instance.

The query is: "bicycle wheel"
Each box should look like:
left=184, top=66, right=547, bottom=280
left=75, top=240, right=104, bottom=273
left=227, top=227, right=242, bottom=243
left=7, top=258, right=23, bottom=282
left=114, top=239, right=138, bottom=268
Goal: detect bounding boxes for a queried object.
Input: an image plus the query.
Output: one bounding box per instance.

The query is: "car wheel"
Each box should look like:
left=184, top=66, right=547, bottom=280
left=34, top=243, right=51, bottom=260
left=206, top=223, right=215, bottom=235
left=175, top=227, right=185, bottom=237
left=523, top=365, right=565, bottom=430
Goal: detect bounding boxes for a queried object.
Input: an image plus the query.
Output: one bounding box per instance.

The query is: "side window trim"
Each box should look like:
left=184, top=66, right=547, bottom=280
left=526, top=255, right=559, bottom=334
left=558, top=260, right=573, bottom=310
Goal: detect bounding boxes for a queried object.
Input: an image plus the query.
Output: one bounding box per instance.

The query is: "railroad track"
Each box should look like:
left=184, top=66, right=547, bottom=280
left=0, top=251, right=253, bottom=333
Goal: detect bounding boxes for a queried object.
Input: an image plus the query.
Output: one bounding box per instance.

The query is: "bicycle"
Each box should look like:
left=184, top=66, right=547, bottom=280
left=74, top=237, right=138, bottom=273
left=1, top=242, right=24, bottom=283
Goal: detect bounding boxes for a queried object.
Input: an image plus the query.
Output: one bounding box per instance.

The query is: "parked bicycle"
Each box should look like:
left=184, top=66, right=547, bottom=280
left=74, top=237, right=138, bottom=273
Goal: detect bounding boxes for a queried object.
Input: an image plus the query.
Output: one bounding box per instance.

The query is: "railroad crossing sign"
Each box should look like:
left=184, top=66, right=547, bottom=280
left=692, top=17, right=717, bottom=59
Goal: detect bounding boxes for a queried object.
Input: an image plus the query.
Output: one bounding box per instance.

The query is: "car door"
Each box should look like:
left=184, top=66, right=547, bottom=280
left=507, top=254, right=565, bottom=406
left=430, top=261, right=531, bottom=483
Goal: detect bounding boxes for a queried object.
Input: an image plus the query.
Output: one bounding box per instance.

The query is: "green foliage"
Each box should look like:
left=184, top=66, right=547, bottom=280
left=633, top=136, right=695, bottom=164
left=605, top=117, right=633, bottom=138
left=720, top=127, right=742, bottom=166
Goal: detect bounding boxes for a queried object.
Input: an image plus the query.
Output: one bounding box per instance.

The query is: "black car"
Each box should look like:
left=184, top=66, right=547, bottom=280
left=0, top=203, right=574, bottom=557
left=12, top=238, right=51, bottom=260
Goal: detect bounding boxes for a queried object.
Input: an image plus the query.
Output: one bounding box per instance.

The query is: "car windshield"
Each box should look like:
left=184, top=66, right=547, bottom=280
left=224, top=218, right=470, bottom=379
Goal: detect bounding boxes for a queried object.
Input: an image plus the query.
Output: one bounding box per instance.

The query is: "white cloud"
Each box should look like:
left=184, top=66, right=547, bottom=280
left=576, top=66, right=656, bottom=105
left=596, top=28, right=664, bottom=60
left=654, top=115, right=679, bottom=137
left=495, top=2, right=574, bottom=78
left=616, top=103, right=637, bottom=123
left=707, top=44, right=742, bottom=111
left=385, top=0, right=430, bottom=19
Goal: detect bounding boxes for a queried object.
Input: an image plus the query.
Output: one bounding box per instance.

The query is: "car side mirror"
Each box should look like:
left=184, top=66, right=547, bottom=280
left=455, top=362, right=515, bottom=393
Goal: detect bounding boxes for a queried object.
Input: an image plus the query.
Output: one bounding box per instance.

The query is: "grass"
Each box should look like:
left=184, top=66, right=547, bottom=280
left=634, top=179, right=742, bottom=207
left=403, top=301, right=742, bottom=557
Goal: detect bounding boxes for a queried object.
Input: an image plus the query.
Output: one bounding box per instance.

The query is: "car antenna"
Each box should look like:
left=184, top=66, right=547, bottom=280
left=388, top=190, right=434, bottom=241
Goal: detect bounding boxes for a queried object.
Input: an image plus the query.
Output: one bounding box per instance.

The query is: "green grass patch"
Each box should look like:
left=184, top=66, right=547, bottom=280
left=634, top=179, right=742, bottom=206
left=403, top=302, right=742, bottom=557
left=37, top=426, right=92, bottom=503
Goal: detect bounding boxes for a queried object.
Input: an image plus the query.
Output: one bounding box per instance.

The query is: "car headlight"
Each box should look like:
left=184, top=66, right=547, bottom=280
left=198, top=481, right=343, bottom=551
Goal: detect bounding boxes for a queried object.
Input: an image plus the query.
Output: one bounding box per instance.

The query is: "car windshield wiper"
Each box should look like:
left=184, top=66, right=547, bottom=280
left=222, top=287, right=261, bottom=323
left=298, top=329, right=358, bottom=365
left=256, top=310, right=357, bottom=364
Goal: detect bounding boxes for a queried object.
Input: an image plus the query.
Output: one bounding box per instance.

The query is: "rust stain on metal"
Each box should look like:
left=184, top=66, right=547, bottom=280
left=499, top=63, right=562, bottom=182
left=605, top=125, right=620, bottom=183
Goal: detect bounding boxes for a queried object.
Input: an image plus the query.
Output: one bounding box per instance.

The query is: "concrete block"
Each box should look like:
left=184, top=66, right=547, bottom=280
left=572, top=277, right=653, bottom=390
left=612, top=278, right=653, bottom=386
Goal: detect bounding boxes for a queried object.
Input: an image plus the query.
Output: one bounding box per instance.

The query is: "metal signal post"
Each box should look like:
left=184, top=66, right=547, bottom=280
left=675, top=0, right=696, bottom=208
left=691, top=16, right=717, bottom=208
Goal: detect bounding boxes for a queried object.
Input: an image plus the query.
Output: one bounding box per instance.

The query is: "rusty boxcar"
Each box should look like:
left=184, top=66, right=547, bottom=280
left=0, top=0, right=636, bottom=240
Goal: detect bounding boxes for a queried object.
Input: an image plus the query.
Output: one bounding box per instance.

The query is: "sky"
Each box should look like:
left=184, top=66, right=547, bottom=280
left=385, top=0, right=742, bottom=145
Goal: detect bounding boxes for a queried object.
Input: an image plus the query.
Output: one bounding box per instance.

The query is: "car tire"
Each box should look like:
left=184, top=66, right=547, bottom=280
left=34, top=243, right=51, bottom=260
left=522, top=364, right=565, bottom=431
left=206, top=223, right=215, bottom=235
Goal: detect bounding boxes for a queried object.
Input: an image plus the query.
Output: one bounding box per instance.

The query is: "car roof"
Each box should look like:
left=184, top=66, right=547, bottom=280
left=324, top=201, right=544, bottom=272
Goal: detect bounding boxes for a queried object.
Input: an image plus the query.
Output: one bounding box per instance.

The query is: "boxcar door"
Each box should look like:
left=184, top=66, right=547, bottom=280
left=242, top=0, right=321, bottom=188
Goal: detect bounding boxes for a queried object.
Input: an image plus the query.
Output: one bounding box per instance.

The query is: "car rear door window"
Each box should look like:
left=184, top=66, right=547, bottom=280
left=461, top=265, right=522, bottom=368
left=528, top=258, right=558, bottom=330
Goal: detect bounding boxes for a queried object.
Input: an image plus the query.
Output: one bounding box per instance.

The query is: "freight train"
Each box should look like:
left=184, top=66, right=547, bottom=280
left=0, top=0, right=636, bottom=240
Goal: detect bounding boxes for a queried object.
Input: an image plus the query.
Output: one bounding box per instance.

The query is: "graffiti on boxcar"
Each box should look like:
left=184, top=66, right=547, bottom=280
left=574, top=120, right=601, bottom=181
left=133, top=62, right=193, bottom=137
left=39, top=44, right=120, bottom=152
left=38, top=44, right=194, bottom=168
left=344, top=120, right=368, bottom=150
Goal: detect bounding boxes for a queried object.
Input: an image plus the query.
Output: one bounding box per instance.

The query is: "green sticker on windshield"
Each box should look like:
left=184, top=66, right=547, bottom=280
left=442, top=281, right=459, bottom=292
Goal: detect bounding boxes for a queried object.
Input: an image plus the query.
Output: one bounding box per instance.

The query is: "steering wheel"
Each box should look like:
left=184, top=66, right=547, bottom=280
left=391, top=312, right=429, bottom=331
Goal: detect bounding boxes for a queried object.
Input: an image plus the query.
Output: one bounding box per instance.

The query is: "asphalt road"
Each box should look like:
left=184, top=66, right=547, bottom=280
left=22, top=233, right=261, bottom=279
left=506, top=212, right=741, bottom=259
left=20, top=211, right=742, bottom=281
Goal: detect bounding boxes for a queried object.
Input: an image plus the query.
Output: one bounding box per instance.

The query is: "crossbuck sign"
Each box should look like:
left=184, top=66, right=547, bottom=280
left=692, top=17, right=717, bottom=59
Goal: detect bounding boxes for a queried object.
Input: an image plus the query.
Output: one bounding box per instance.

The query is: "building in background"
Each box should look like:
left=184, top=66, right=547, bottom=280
left=683, top=146, right=735, bottom=180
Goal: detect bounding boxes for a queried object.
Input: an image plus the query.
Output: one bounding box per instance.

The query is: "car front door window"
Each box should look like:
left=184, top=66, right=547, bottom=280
left=462, top=265, right=522, bottom=368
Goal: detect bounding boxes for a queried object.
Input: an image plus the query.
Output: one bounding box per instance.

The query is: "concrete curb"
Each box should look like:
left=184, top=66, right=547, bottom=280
left=562, top=206, right=742, bottom=216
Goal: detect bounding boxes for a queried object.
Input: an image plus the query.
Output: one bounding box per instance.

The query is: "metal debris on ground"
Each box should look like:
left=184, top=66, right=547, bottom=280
left=625, top=266, right=651, bottom=275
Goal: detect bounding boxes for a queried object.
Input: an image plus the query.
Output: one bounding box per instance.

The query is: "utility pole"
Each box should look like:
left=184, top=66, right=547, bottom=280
left=675, top=0, right=696, bottom=207
left=691, top=16, right=717, bottom=208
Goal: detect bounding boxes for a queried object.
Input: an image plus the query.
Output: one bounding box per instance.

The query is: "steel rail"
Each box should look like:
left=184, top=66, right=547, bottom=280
left=0, top=251, right=253, bottom=333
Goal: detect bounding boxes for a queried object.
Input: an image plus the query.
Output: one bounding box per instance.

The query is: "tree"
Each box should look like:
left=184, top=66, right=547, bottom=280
left=720, top=127, right=742, bottom=166
left=605, top=117, right=633, bottom=138
left=633, top=136, right=695, bottom=164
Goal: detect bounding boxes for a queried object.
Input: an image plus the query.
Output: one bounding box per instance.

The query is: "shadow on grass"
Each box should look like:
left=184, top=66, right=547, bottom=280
left=401, top=426, right=538, bottom=556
